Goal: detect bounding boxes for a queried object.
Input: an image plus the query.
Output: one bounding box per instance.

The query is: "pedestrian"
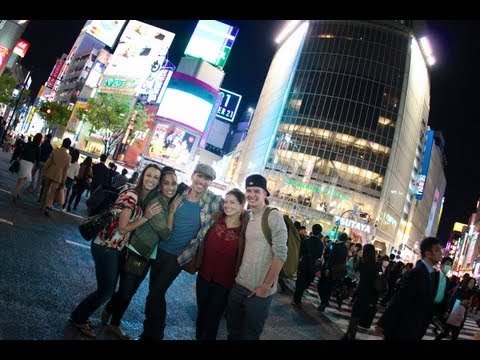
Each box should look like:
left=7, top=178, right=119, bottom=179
left=69, top=164, right=162, bottom=338
left=62, top=149, right=80, bottom=211
left=226, top=174, right=288, bottom=340
left=66, top=156, right=93, bottom=212
left=375, top=237, right=443, bottom=340
left=113, top=168, right=129, bottom=188
left=435, top=298, right=469, bottom=340
left=316, top=232, right=349, bottom=312
left=431, top=256, right=454, bottom=334
left=91, top=154, right=108, bottom=192
left=39, top=138, right=72, bottom=217
left=11, top=133, right=42, bottom=203
left=342, top=244, right=380, bottom=340
left=139, top=163, right=223, bottom=340
left=28, top=133, right=53, bottom=195
left=292, top=223, right=324, bottom=308
left=101, top=166, right=178, bottom=340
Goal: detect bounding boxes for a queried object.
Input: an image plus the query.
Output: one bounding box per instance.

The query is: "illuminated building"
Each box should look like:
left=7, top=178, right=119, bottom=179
left=233, top=20, right=444, bottom=255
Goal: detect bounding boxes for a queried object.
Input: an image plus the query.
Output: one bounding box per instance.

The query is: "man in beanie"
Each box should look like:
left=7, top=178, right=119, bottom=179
left=140, top=162, right=223, bottom=340
left=226, top=174, right=288, bottom=340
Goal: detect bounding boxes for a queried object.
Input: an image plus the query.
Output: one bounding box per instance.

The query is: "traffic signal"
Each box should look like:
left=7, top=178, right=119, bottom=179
left=40, top=105, right=51, bottom=114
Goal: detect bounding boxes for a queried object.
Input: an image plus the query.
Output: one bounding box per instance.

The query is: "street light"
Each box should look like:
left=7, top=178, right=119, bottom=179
left=6, top=70, right=31, bottom=133
left=334, top=209, right=354, bottom=240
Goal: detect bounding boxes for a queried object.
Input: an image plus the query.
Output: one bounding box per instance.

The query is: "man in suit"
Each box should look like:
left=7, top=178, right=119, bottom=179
left=91, top=154, right=108, bottom=192
left=40, top=138, right=72, bottom=216
left=375, top=237, right=443, bottom=340
left=292, top=224, right=324, bottom=308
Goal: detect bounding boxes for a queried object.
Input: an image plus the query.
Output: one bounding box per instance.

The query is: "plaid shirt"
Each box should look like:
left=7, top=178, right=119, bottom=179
left=176, top=186, right=223, bottom=266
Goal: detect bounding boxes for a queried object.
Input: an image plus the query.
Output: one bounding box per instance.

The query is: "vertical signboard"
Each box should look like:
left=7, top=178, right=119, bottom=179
left=46, top=58, right=65, bottom=89
left=415, top=129, right=434, bottom=200
left=216, top=88, right=241, bottom=122
left=0, top=45, right=10, bottom=73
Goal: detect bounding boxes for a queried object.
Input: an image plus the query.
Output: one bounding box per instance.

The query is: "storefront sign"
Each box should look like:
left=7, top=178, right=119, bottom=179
left=284, top=179, right=350, bottom=200
left=333, top=216, right=371, bottom=234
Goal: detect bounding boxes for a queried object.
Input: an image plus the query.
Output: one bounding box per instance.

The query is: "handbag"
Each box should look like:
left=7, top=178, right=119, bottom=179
left=124, top=248, right=149, bottom=277
left=9, top=160, right=20, bottom=173
left=181, top=241, right=204, bottom=275
left=78, top=209, right=114, bottom=241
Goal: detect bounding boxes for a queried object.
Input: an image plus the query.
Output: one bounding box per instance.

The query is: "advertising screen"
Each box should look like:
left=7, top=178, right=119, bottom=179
left=184, top=20, right=239, bottom=69
left=85, top=49, right=111, bottom=88
left=104, top=20, right=174, bottom=98
left=148, top=122, right=197, bottom=168
left=156, top=73, right=218, bottom=133
left=0, top=45, right=10, bottom=73
left=216, top=88, right=241, bottom=122
left=82, top=20, right=126, bottom=48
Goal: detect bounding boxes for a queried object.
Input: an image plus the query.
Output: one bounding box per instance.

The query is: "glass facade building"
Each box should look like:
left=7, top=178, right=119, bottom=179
left=235, top=20, right=439, bottom=255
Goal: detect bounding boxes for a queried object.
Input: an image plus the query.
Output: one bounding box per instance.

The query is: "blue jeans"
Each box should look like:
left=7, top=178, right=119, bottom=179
left=195, top=274, right=230, bottom=340
left=106, top=248, right=151, bottom=327
left=141, top=248, right=181, bottom=340
left=226, top=282, right=273, bottom=340
left=70, top=242, right=122, bottom=324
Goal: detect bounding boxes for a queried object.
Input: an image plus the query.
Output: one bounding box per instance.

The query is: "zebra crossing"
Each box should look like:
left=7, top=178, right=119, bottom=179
left=299, top=284, right=480, bottom=340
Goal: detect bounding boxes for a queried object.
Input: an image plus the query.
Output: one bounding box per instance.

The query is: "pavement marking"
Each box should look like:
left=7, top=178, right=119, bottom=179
left=65, top=240, right=90, bottom=249
left=0, top=188, right=12, bottom=194
left=0, top=217, right=13, bottom=226
left=51, top=207, right=85, bottom=220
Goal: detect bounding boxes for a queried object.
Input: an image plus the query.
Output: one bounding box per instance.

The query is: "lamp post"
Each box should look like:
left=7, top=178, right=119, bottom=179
left=6, top=70, right=31, bottom=132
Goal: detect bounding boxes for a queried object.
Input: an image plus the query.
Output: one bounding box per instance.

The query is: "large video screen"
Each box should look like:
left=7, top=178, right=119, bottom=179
left=148, top=123, right=197, bottom=169
left=82, top=20, right=126, bottom=48
left=156, top=73, right=218, bottom=133
left=184, top=20, right=239, bottom=69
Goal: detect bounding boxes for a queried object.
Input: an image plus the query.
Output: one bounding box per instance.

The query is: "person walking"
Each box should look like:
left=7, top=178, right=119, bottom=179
left=28, top=133, right=53, bottom=195
left=342, top=244, right=380, bottom=340
left=139, top=163, right=223, bottom=340
left=11, top=133, right=42, bottom=203
left=62, top=149, right=80, bottom=210
left=66, top=156, right=93, bottom=212
left=226, top=174, right=288, bottom=340
left=292, top=224, right=324, bottom=308
left=101, top=167, right=178, bottom=340
left=39, top=138, right=72, bottom=216
left=69, top=164, right=162, bottom=338
left=195, top=188, right=248, bottom=340
left=375, top=237, right=443, bottom=340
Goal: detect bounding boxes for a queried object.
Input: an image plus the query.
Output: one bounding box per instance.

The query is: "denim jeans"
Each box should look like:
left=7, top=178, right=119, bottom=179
left=195, top=274, right=230, bottom=340
left=226, top=282, right=273, bottom=340
left=107, top=248, right=151, bottom=327
left=141, top=248, right=181, bottom=340
left=70, top=242, right=122, bottom=324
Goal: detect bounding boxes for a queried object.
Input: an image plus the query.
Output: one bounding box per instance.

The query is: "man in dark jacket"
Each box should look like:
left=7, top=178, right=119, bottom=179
left=317, top=232, right=349, bottom=312
left=292, top=224, right=324, bottom=307
left=28, top=133, right=53, bottom=195
left=375, top=237, right=443, bottom=340
left=91, top=154, right=108, bottom=191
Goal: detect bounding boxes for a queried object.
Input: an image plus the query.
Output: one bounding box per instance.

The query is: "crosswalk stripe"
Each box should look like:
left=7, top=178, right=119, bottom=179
left=301, top=284, right=479, bottom=340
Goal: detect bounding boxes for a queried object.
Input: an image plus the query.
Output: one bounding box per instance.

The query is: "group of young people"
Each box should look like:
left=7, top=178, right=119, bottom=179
left=70, top=162, right=288, bottom=340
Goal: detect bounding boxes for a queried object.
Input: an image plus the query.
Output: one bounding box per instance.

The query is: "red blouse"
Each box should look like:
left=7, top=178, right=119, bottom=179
left=198, top=216, right=241, bottom=289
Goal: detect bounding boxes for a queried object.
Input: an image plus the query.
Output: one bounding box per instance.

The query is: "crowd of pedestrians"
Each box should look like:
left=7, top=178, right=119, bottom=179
left=2, top=130, right=479, bottom=340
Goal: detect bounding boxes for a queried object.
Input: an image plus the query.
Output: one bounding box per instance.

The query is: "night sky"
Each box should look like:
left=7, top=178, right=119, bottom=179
left=18, top=20, right=479, bottom=242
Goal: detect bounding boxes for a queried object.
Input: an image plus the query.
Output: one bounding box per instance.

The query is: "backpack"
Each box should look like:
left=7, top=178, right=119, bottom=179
left=261, top=207, right=301, bottom=278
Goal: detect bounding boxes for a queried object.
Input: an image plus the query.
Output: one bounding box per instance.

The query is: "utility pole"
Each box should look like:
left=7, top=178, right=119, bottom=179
left=6, top=70, right=31, bottom=132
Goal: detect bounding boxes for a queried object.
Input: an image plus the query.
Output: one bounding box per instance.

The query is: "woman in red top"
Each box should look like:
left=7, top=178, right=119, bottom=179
left=195, top=188, right=247, bottom=340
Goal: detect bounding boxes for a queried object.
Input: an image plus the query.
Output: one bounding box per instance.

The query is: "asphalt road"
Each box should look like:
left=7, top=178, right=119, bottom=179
left=0, top=149, right=341, bottom=342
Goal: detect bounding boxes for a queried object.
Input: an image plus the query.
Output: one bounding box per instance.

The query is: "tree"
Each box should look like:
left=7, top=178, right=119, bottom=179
left=0, top=72, right=17, bottom=106
left=77, top=92, right=148, bottom=156
left=37, top=101, right=72, bottom=127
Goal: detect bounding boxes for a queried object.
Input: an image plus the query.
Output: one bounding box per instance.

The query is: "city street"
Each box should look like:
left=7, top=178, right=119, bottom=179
left=0, top=150, right=341, bottom=341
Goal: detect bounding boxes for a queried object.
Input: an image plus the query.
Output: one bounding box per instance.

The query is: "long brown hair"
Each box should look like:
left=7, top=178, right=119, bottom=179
left=135, top=164, right=162, bottom=199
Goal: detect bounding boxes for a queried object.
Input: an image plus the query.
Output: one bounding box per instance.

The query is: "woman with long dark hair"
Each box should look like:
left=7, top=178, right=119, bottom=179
left=102, top=166, right=179, bottom=340
left=342, top=243, right=380, bottom=340
left=69, top=164, right=162, bottom=338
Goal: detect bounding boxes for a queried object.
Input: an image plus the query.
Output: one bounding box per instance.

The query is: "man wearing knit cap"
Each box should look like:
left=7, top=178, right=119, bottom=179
left=226, top=174, right=288, bottom=340
left=140, top=162, right=222, bottom=340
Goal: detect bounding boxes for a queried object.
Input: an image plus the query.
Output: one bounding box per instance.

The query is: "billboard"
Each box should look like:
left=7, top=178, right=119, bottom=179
left=13, top=39, right=30, bottom=58
left=148, top=122, right=197, bottom=169
left=46, top=58, right=65, bottom=89
left=0, top=45, right=10, bottom=73
left=184, top=20, right=239, bottom=69
left=415, top=129, right=434, bottom=200
left=216, top=88, right=241, bottom=122
left=104, top=20, right=174, bottom=97
left=85, top=49, right=111, bottom=88
left=82, top=20, right=126, bottom=48
left=156, top=72, right=218, bottom=133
